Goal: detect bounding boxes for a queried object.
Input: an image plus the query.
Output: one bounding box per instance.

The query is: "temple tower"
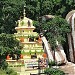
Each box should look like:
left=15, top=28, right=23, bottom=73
left=14, top=8, right=44, bottom=61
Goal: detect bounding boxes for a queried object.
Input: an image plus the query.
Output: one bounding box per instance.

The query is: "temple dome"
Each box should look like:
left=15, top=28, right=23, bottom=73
left=16, top=6, right=35, bottom=29
left=17, top=16, right=33, bottom=27
left=15, top=15, right=35, bottom=30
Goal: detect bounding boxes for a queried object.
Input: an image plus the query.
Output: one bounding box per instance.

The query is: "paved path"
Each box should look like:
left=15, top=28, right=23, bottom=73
left=59, top=62, right=75, bottom=75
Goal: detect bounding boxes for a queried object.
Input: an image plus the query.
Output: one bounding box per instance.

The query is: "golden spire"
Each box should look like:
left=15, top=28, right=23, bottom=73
left=23, top=5, right=26, bottom=17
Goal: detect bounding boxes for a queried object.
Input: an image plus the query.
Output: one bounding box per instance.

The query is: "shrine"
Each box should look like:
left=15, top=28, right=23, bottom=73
left=14, top=7, right=45, bottom=70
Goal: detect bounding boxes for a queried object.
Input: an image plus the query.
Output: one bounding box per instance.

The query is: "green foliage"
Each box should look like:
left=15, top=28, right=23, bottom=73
left=34, top=16, right=70, bottom=50
left=48, top=61, right=56, bottom=67
left=44, top=68, right=65, bottom=75
left=0, top=33, right=21, bottom=55
left=0, top=0, right=74, bottom=34
left=45, top=17, right=70, bottom=48
left=0, top=60, right=8, bottom=70
left=0, top=33, right=21, bottom=69
left=33, top=21, right=40, bottom=33
left=0, top=68, right=17, bottom=75
left=0, top=69, right=6, bottom=75
left=0, top=0, right=26, bottom=34
left=6, top=68, right=17, bottom=75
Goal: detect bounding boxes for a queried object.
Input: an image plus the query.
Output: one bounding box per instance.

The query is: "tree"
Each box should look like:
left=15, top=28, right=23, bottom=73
left=0, top=0, right=75, bottom=34
left=0, top=0, right=26, bottom=34
left=34, top=16, right=70, bottom=50
left=0, top=33, right=22, bottom=69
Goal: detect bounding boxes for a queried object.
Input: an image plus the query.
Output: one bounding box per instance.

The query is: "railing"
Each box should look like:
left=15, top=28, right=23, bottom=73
left=14, top=32, right=38, bottom=36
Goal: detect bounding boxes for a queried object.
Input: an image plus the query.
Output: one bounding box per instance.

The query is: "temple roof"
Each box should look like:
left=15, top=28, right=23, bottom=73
left=16, top=6, right=35, bottom=29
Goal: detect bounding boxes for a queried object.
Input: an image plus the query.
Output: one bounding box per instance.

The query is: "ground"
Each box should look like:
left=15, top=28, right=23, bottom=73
left=59, top=62, right=75, bottom=75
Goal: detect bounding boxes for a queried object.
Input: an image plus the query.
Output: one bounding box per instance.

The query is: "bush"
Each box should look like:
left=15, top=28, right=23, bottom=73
left=44, top=68, right=65, bottom=75
left=6, top=68, right=17, bottom=75
left=48, top=61, right=56, bottom=67
left=0, top=68, right=17, bottom=75
left=0, top=69, right=6, bottom=75
left=0, top=60, right=8, bottom=70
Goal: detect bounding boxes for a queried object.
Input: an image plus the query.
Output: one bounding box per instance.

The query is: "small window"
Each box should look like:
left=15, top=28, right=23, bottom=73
left=29, top=36, right=34, bottom=42
left=23, top=30, right=24, bottom=32
left=28, top=20, right=31, bottom=27
left=31, top=54, right=37, bottom=59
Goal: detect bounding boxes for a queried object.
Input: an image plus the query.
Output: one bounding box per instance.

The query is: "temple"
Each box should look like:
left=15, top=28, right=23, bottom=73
left=14, top=7, right=45, bottom=70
